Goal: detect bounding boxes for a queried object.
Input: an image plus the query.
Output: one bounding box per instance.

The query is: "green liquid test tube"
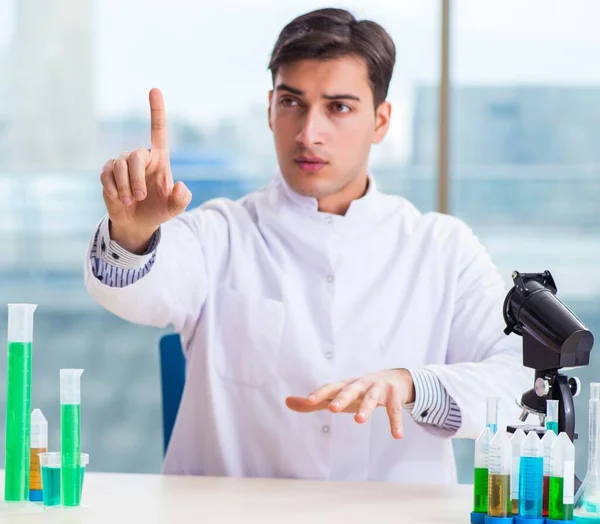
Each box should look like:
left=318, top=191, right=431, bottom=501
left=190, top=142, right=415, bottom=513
left=473, top=427, right=494, bottom=515
left=549, top=432, right=575, bottom=521
left=4, top=304, right=37, bottom=502
left=542, top=427, right=558, bottom=517
left=60, top=369, right=83, bottom=507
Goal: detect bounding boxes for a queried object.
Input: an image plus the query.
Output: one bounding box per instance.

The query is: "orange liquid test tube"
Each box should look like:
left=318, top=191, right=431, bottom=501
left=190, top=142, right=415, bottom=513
left=30, top=448, right=45, bottom=489
left=29, top=409, right=48, bottom=502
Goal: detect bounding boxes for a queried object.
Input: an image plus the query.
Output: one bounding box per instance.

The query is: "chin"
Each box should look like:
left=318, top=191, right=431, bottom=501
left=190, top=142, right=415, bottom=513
left=285, top=176, right=334, bottom=199
left=281, top=167, right=335, bottom=198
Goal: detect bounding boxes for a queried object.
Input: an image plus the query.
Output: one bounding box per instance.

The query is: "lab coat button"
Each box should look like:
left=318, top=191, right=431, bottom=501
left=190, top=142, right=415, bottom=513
left=322, top=425, right=330, bottom=434
left=325, top=351, right=333, bottom=360
left=327, top=275, right=334, bottom=283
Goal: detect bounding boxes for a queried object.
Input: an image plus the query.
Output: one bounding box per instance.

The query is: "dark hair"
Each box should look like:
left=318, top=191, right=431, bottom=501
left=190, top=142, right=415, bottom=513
left=268, top=8, right=396, bottom=109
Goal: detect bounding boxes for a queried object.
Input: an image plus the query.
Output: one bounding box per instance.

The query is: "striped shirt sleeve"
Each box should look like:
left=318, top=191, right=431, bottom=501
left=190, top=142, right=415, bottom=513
left=407, top=368, right=462, bottom=433
left=89, top=216, right=161, bottom=288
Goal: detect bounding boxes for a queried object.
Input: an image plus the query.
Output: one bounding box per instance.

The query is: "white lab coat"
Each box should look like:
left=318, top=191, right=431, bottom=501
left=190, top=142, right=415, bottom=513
left=84, top=173, right=531, bottom=483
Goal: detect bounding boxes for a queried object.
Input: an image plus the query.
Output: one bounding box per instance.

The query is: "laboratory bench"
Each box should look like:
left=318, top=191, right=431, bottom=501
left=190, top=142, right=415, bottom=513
left=0, top=471, right=473, bottom=523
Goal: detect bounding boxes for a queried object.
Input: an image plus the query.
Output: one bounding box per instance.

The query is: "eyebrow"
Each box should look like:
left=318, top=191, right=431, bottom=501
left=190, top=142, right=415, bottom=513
left=275, top=83, right=361, bottom=102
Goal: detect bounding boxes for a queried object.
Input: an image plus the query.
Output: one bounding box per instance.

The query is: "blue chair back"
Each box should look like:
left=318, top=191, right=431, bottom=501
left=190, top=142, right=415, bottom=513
left=159, top=334, right=186, bottom=454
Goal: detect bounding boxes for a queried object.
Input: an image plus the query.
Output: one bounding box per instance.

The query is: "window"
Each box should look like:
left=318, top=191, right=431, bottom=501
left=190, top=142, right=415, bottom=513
left=0, top=0, right=439, bottom=474
left=449, top=0, right=600, bottom=480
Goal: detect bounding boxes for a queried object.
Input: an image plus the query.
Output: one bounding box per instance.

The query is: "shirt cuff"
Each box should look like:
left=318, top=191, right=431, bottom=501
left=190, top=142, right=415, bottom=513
left=97, top=216, right=160, bottom=270
left=407, top=368, right=461, bottom=431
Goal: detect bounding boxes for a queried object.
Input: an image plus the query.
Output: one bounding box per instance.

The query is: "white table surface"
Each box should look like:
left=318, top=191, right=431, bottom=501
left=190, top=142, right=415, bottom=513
left=0, top=472, right=474, bottom=523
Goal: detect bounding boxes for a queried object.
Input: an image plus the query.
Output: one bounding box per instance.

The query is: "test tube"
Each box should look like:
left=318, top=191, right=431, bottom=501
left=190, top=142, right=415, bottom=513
left=518, top=430, right=544, bottom=523
left=487, top=431, right=512, bottom=519
left=487, top=398, right=499, bottom=434
left=542, top=428, right=558, bottom=517
left=574, top=383, right=600, bottom=519
left=60, top=369, right=83, bottom=507
left=511, top=429, right=526, bottom=515
left=29, top=409, right=47, bottom=502
left=546, top=399, right=559, bottom=435
left=472, top=426, right=494, bottom=522
left=549, top=432, right=575, bottom=521
left=4, top=304, right=37, bottom=502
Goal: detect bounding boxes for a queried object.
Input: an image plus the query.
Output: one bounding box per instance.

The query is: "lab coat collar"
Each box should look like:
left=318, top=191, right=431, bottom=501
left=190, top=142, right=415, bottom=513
left=271, top=169, right=381, bottom=224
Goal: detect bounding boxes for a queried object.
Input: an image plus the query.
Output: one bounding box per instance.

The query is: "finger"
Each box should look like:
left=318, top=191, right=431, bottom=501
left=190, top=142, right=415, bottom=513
left=167, top=181, right=192, bottom=217
left=113, top=154, right=133, bottom=206
left=127, top=148, right=150, bottom=201
left=355, top=385, right=383, bottom=423
left=285, top=396, right=330, bottom=413
left=386, top=390, right=404, bottom=439
left=100, top=163, right=119, bottom=203
left=308, top=379, right=354, bottom=405
left=101, top=158, right=115, bottom=173
left=149, top=88, right=169, bottom=151
left=330, top=380, right=368, bottom=413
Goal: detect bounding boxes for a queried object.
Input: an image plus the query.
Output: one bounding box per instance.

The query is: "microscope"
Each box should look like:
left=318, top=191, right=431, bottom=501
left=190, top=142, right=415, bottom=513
left=503, top=270, right=595, bottom=444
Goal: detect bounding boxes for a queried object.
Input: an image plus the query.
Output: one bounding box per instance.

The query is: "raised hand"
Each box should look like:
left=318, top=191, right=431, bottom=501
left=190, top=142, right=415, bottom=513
left=99, top=88, right=192, bottom=253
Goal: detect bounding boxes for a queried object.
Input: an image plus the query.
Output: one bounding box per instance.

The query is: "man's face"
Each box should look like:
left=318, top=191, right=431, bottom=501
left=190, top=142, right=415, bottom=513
left=268, top=56, right=391, bottom=201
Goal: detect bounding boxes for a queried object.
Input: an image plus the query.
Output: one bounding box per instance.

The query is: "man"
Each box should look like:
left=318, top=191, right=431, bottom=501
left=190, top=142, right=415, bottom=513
left=85, top=8, right=530, bottom=483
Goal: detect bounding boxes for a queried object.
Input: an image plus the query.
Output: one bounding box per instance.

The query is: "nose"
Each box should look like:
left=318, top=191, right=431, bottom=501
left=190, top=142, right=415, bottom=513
left=296, top=108, right=326, bottom=147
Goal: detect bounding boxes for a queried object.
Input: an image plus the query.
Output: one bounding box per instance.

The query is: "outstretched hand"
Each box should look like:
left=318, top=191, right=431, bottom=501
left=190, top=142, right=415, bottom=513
left=285, top=369, right=415, bottom=439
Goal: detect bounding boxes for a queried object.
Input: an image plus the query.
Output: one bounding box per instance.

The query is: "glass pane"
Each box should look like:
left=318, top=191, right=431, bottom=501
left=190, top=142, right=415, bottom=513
left=0, top=1, right=439, bottom=474
left=446, top=0, right=600, bottom=481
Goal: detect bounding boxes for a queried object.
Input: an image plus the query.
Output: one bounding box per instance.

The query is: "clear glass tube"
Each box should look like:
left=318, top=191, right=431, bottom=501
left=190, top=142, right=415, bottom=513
left=574, top=383, right=600, bottom=519
left=487, top=397, right=499, bottom=434
left=546, top=399, right=559, bottom=434
left=4, top=304, right=37, bottom=502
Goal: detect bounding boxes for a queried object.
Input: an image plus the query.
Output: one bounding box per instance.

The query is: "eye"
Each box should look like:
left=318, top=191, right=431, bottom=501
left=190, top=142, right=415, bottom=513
left=330, top=102, right=352, bottom=114
left=280, top=97, right=299, bottom=108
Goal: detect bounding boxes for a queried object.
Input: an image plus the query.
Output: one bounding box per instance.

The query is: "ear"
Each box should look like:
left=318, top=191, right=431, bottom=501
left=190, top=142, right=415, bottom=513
left=268, top=90, right=274, bottom=132
left=372, top=101, right=391, bottom=145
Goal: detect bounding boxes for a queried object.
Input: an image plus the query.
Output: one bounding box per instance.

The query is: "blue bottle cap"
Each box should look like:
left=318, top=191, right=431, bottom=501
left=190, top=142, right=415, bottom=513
left=546, top=520, right=577, bottom=524
left=29, top=489, right=43, bottom=502
left=514, top=518, right=544, bottom=524
left=484, top=516, right=514, bottom=524
left=471, top=512, right=486, bottom=524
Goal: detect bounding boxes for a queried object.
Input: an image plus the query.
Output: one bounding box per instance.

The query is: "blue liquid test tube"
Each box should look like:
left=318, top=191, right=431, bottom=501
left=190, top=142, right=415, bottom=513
left=516, top=431, right=544, bottom=524
left=487, top=397, right=499, bottom=435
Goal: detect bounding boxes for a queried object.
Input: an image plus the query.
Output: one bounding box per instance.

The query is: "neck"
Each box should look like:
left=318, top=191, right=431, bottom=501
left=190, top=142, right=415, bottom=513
left=317, top=173, right=369, bottom=215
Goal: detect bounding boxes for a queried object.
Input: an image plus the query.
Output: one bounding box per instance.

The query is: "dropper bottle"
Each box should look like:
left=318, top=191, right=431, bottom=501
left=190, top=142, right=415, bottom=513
left=29, top=409, right=47, bottom=502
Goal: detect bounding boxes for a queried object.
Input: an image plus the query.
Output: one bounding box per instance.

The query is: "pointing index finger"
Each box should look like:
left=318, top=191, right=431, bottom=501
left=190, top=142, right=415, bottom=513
left=149, top=88, right=168, bottom=151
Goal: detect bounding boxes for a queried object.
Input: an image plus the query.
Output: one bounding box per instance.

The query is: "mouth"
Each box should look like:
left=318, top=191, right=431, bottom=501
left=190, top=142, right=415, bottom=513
left=294, top=156, right=328, bottom=174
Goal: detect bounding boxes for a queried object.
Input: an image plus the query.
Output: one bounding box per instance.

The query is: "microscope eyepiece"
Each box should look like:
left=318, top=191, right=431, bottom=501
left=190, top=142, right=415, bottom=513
left=503, top=270, right=594, bottom=370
